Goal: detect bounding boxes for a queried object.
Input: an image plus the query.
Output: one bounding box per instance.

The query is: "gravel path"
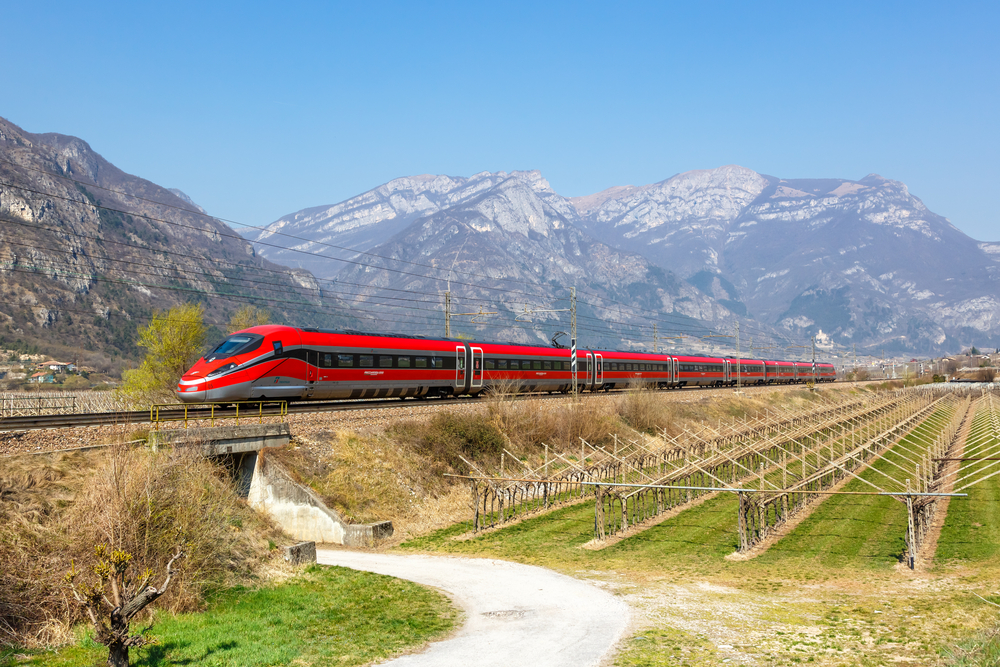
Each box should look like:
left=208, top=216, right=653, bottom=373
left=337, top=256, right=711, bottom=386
left=316, top=550, right=630, bottom=667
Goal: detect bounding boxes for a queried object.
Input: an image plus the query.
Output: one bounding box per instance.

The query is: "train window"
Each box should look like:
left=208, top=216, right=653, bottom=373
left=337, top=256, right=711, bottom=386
left=543, top=361, right=552, bottom=370
left=485, top=360, right=494, bottom=369
left=398, top=356, right=410, bottom=368
left=457, top=358, right=465, bottom=370
left=510, top=360, right=519, bottom=370
left=431, top=357, right=443, bottom=369
left=498, top=360, right=507, bottom=369
left=322, top=353, right=333, bottom=368
left=533, top=361, right=542, bottom=370
left=554, top=361, right=562, bottom=370
left=338, top=354, right=353, bottom=367
left=380, top=356, right=392, bottom=367
left=360, top=355, right=373, bottom=367
left=415, top=357, right=427, bottom=368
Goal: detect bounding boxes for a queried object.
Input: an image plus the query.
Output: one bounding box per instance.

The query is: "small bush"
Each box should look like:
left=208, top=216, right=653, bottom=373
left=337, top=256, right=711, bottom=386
left=618, top=382, right=676, bottom=434
left=0, top=445, right=279, bottom=648
left=413, top=412, right=506, bottom=470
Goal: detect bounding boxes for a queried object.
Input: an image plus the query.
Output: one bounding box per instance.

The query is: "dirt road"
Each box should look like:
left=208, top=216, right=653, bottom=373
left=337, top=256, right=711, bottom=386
left=316, top=550, right=630, bottom=666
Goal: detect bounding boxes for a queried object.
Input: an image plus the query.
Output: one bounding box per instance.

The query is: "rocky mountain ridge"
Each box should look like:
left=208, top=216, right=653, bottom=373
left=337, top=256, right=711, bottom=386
left=331, top=173, right=734, bottom=348
left=0, top=116, right=356, bottom=369
left=252, top=165, right=1000, bottom=354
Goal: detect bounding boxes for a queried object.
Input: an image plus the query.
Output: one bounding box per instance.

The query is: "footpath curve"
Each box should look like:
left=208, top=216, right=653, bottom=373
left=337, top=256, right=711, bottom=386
left=316, top=550, right=630, bottom=667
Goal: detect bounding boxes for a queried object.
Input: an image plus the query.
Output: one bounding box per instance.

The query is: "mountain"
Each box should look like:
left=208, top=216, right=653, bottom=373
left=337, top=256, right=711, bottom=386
left=241, top=170, right=575, bottom=279
left=329, top=173, right=734, bottom=348
left=252, top=165, right=999, bottom=354
left=0, top=116, right=356, bottom=371
left=573, top=167, right=1000, bottom=354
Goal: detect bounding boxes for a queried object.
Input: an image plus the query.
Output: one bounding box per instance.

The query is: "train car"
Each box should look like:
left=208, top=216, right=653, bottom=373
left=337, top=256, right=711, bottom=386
left=765, top=360, right=796, bottom=384
left=674, top=355, right=731, bottom=387
left=600, top=351, right=673, bottom=389
left=177, top=325, right=836, bottom=402
left=179, top=325, right=610, bottom=403
left=817, top=362, right=837, bottom=382
left=794, top=361, right=815, bottom=383
left=733, top=358, right=767, bottom=385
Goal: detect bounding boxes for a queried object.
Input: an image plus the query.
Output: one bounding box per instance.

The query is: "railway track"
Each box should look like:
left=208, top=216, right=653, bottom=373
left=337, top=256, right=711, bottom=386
left=0, top=382, right=842, bottom=432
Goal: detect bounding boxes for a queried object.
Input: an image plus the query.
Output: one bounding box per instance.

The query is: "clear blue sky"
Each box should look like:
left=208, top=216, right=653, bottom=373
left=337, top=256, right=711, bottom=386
left=3, top=1, right=998, bottom=240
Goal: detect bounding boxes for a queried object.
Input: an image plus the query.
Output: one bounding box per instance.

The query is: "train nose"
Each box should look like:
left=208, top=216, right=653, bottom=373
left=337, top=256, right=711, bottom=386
left=176, top=386, right=207, bottom=402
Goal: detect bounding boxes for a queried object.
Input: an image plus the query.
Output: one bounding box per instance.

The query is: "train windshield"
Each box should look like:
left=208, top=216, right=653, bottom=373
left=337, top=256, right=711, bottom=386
left=206, top=334, right=264, bottom=362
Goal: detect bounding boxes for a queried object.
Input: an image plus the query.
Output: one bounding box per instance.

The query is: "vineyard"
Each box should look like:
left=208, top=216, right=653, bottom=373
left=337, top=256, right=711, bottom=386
left=462, top=385, right=1000, bottom=568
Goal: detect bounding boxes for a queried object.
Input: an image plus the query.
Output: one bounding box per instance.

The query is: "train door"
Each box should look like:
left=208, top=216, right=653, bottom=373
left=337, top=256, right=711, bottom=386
left=585, top=352, right=593, bottom=390
left=471, top=347, right=483, bottom=389
left=667, top=357, right=674, bottom=386
left=594, top=353, right=604, bottom=388
left=724, top=360, right=731, bottom=386
left=455, top=346, right=466, bottom=390
left=306, top=349, right=316, bottom=397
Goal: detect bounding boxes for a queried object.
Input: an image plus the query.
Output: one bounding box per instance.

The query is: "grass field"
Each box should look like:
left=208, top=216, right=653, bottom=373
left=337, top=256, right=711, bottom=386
left=937, top=402, right=1000, bottom=562
left=2, top=565, right=456, bottom=667
left=402, top=400, right=1000, bottom=665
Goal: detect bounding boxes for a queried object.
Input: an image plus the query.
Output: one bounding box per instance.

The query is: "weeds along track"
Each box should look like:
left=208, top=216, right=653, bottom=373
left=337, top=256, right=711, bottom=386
left=0, top=382, right=829, bottom=433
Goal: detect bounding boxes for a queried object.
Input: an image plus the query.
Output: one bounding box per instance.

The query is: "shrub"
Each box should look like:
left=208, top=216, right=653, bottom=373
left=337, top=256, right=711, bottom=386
left=393, top=411, right=506, bottom=473
left=0, top=445, right=278, bottom=648
left=617, top=382, right=677, bottom=434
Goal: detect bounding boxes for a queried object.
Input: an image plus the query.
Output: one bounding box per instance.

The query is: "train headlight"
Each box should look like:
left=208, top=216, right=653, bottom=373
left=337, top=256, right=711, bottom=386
left=207, top=363, right=237, bottom=379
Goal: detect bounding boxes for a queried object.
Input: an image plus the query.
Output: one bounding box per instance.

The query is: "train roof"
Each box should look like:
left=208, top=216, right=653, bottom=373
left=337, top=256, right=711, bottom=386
left=275, top=326, right=825, bottom=365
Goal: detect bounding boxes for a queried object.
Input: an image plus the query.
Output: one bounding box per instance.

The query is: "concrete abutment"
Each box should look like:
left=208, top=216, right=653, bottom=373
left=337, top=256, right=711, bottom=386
left=151, top=423, right=393, bottom=547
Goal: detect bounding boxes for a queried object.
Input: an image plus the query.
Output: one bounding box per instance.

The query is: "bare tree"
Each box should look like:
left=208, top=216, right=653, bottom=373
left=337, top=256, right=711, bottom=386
left=67, top=545, right=184, bottom=667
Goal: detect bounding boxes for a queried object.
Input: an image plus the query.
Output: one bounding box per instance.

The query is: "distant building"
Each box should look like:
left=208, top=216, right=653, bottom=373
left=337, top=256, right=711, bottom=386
left=44, top=361, right=73, bottom=373
left=29, top=372, right=56, bottom=383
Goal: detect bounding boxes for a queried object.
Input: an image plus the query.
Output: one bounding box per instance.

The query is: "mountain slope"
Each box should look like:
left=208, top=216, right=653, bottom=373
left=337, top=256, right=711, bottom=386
left=242, top=170, right=575, bottom=279
left=0, top=117, right=356, bottom=369
left=573, top=167, right=1000, bottom=353
left=332, top=173, right=735, bottom=348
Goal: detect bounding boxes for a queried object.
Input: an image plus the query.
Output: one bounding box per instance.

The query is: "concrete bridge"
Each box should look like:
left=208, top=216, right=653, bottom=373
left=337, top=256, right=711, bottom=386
left=150, top=423, right=393, bottom=547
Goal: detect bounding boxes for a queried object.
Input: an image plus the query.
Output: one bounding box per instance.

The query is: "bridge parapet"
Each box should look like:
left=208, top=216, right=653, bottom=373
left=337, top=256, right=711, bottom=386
left=147, top=423, right=291, bottom=455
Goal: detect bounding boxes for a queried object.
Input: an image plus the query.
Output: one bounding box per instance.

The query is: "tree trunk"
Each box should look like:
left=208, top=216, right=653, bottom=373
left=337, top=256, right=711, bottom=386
left=107, top=642, right=129, bottom=667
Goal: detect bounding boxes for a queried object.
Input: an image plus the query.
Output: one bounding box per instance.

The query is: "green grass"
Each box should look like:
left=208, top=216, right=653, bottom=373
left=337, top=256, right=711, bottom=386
left=404, top=406, right=956, bottom=576
left=5, top=565, right=457, bottom=667
left=614, top=627, right=718, bottom=666
left=937, top=406, right=1000, bottom=561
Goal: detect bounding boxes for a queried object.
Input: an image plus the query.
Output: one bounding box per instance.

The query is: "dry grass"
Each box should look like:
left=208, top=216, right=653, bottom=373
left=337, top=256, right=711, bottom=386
left=0, top=443, right=284, bottom=649
left=484, top=381, right=619, bottom=451
left=271, top=429, right=475, bottom=544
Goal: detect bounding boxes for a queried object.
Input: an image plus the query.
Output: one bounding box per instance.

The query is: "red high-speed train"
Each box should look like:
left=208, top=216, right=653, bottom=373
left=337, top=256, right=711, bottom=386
left=176, top=325, right=837, bottom=403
